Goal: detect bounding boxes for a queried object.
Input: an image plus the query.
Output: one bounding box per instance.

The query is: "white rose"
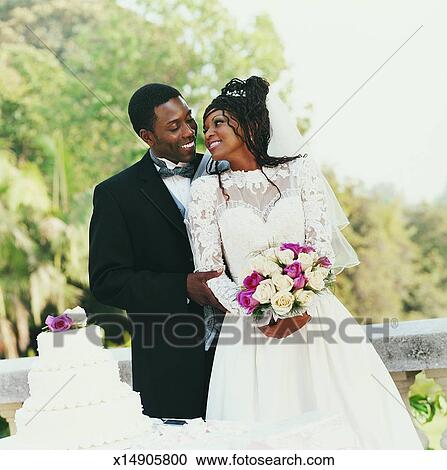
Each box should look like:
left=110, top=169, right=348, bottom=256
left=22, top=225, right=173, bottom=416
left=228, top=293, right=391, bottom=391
left=251, top=255, right=281, bottom=277
left=250, top=255, right=268, bottom=273
left=252, top=279, right=277, bottom=304
left=297, top=252, right=314, bottom=271
left=276, top=248, right=295, bottom=266
left=271, top=272, right=294, bottom=292
left=263, top=247, right=278, bottom=261
left=315, top=266, right=330, bottom=279
left=271, top=290, right=295, bottom=316
left=264, top=260, right=282, bottom=277
left=294, top=289, right=315, bottom=306
left=310, top=251, right=320, bottom=263
left=306, top=271, right=326, bottom=291
left=64, top=306, right=87, bottom=326
left=304, top=266, right=313, bottom=278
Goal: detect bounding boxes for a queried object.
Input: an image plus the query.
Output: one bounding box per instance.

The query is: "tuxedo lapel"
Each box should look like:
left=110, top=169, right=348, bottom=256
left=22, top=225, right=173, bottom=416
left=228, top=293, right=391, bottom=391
left=138, top=151, right=187, bottom=239
left=193, top=152, right=203, bottom=175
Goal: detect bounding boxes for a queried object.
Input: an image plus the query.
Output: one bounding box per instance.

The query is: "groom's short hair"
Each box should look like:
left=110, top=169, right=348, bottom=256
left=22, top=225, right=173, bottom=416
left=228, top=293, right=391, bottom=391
left=128, top=83, right=182, bottom=135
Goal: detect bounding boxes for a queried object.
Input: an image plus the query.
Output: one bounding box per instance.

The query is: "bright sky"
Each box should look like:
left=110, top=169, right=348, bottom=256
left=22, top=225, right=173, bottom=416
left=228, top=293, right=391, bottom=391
left=223, top=0, right=447, bottom=203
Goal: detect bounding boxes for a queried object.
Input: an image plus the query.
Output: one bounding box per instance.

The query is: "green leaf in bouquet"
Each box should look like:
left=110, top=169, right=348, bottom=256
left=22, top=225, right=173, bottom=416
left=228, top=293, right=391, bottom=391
left=251, top=306, right=266, bottom=320
left=290, top=304, right=307, bottom=317
left=326, top=270, right=337, bottom=284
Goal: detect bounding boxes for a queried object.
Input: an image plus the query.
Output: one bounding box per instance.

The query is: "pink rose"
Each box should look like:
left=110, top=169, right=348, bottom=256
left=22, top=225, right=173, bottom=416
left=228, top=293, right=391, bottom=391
left=318, top=256, right=332, bottom=268
left=293, top=273, right=306, bottom=290
left=283, top=261, right=303, bottom=279
left=280, top=243, right=316, bottom=258
left=45, top=313, right=74, bottom=332
left=280, top=243, right=302, bottom=258
left=301, top=245, right=316, bottom=254
left=236, top=289, right=260, bottom=314
left=243, top=271, right=265, bottom=290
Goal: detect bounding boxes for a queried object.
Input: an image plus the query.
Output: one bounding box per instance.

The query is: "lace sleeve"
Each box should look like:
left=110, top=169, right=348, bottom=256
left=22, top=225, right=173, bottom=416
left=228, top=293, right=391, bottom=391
left=186, top=177, right=246, bottom=316
left=300, top=156, right=335, bottom=261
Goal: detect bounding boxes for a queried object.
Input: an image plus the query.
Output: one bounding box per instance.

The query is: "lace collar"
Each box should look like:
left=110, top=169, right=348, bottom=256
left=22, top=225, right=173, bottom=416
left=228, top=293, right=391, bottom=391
left=220, top=163, right=291, bottom=188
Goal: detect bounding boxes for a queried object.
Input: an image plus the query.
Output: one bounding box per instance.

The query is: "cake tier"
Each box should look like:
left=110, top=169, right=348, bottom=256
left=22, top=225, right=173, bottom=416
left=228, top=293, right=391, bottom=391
left=23, top=360, right=128, bottom=411
left=15, top=390, right=153, bottom=449
left=34, top=347, right=112, bottom=372
left=37, top=325, right=103, bottom=361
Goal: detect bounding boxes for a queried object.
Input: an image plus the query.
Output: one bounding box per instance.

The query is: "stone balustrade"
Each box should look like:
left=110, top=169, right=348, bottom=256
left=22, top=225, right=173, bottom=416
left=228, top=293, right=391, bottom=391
left=0, top=318, right=446, bottom=438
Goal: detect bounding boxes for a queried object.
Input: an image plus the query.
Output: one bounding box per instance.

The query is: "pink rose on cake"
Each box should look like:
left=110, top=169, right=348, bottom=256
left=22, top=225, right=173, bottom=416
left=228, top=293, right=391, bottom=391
left=43, top=306, right=88, bottom=333
left=45, top=314, right=73, bottom=332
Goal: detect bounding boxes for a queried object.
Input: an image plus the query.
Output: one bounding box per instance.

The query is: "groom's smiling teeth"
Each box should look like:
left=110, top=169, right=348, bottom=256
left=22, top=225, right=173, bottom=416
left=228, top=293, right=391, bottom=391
left=208, top=140, right=222, bottom=150
left=180, top=141, right=194, bottom=150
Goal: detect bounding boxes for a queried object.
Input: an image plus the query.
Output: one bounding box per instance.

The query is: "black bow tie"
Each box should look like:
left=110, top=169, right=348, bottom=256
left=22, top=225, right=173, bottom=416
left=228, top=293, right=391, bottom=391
left=150, top=153, right=195, bottom=179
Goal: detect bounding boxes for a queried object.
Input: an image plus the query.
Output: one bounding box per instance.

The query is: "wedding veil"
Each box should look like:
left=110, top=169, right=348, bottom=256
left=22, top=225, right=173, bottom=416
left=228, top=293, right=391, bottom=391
left=266, top=91, right=359, bottom=274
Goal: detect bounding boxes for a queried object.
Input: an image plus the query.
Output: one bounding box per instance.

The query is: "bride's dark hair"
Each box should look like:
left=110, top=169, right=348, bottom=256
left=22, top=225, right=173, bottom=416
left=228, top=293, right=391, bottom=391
left=203, top=76, right=305, bottom=200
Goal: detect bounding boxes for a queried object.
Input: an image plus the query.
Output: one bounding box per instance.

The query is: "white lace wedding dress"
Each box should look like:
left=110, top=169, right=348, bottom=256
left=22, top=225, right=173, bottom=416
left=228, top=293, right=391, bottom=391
left=186, top=156, right=423, bottom=449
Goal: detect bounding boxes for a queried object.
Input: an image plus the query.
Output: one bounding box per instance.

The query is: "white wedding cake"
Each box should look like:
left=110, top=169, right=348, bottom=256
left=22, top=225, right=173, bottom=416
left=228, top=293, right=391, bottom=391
left=14, top=310, right=152, bottom=449
left=0, top=307, right=361, bottom=450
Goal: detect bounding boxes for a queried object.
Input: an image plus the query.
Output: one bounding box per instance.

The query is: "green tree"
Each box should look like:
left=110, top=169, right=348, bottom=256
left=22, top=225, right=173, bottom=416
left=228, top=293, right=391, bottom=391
left=1, top=0, right=289, bottom=193
left=404, top=203, right=447, bottom=318
left=0, top=0, right=291, bottom=357
left=326, top=175, right=422, bottom=323
left=0, top=149, right=83, bottom=359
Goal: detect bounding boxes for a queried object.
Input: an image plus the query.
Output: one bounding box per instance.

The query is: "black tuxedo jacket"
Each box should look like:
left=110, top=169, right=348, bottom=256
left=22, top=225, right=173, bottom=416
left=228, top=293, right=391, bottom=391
left=89, top=150, right=211, bottom=419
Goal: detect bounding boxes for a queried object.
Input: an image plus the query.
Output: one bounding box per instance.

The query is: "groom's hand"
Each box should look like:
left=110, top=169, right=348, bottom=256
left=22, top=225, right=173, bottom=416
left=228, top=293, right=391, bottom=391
left=187, top=271, right=226, bottom=312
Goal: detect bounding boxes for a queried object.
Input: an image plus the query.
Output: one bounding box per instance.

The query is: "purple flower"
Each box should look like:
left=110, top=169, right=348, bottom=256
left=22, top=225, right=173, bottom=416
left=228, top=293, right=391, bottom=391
left=243, top=271, right=265, bottom=290
left=293, top=273, right=306, bottom=290
left=237, top=289, right=260, bottom=315
left=280, top=243, right=303, bottom=258
left=45, top=314, right=74, bottom=332
left=283, top=261, right=303, bottom=279
left=280, top=243, right=316, bottom=258
left=318, top=256, right=332, bottom=268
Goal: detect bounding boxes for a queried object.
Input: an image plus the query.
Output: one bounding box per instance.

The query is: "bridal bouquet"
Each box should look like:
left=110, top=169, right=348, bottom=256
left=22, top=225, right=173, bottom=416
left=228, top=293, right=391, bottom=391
left=237, top=242, right=335, bottom=322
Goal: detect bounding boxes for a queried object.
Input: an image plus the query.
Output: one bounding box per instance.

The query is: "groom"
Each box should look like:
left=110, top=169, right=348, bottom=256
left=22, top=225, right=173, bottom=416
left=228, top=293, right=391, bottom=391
left=89, top=83, right=224, bottom=420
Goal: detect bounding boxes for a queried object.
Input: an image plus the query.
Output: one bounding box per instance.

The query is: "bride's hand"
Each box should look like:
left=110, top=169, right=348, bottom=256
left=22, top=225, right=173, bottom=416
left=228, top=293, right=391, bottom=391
left=258, top=313, right=311, bottom=339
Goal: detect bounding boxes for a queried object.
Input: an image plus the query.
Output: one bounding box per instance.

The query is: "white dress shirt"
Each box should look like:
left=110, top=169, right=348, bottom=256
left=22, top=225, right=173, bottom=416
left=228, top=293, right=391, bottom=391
left=152, top=156, right=192, bottom=211
left=151, top=154, right=194, bottom=304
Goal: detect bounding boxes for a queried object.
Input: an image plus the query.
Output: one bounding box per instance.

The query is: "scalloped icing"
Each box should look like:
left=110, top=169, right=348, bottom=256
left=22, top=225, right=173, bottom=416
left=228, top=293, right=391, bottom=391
left=15, top=391, right=153, bottom=449
left=13, top=324, right=154, bottom=449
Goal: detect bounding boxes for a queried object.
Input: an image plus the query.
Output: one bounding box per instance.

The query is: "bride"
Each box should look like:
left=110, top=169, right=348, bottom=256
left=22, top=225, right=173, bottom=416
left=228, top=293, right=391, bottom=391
left=186, top=76, right=423, bottom=449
